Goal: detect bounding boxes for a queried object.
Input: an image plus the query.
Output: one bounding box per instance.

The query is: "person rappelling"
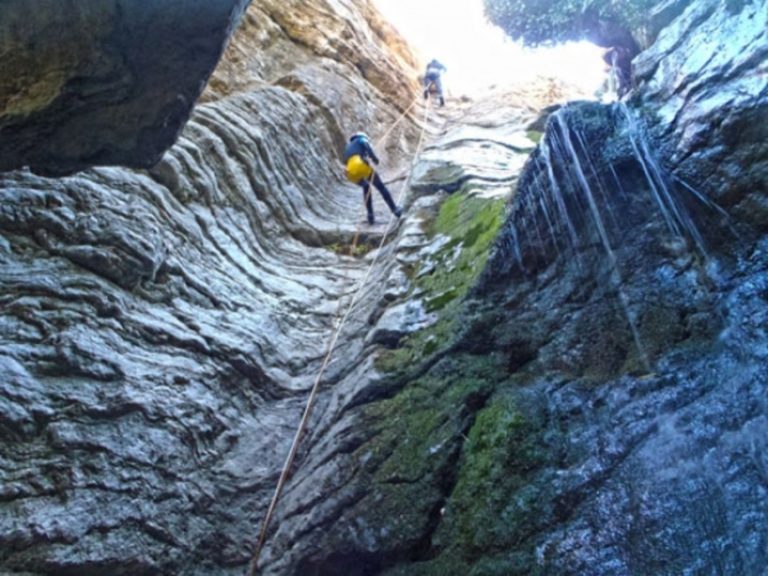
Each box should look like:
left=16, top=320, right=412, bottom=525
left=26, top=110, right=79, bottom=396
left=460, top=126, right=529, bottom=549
left=343, top=132, right=403, bottom=225
left=423, top=58, right=447, bottom=107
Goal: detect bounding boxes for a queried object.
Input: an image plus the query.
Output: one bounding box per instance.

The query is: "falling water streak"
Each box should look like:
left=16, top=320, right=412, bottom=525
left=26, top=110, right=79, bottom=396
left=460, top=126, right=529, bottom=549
left=538, top=192, right=562, bottom=258
left=536, top=168, right=585, bottom=275
left=522, top=190, right=548, bottom=263
left=673, top=175, right=732, bottom=219
left=499, top=211, right=522, bottom=273
left=507, top=222, right=526, bottom=272
left=550, top=129, right=591, bottom=220
left=533, top=172, right=561, bottom=250
left=509, top=105, right=722, bottom=370
left=618, top=103, right=709, bottom=256
left=673, top=175, right=742, bottom=242
left=540, top=141, right=580, bottom=250
left=554, top=115, right=616, bottom=264
left=619, top=109, right=682, bottom=236
left=609, top=163, right=629, bottom=200
left=574, top=127, right=623, bottom=238
left=514, top=192, right=537, bottom=266
left=554, top=114, right=651, bottom=370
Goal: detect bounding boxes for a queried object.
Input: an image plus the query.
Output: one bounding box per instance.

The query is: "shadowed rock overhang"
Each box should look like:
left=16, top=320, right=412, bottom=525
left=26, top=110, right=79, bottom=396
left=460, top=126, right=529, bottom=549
left=0, top=0, right=251, bottom=176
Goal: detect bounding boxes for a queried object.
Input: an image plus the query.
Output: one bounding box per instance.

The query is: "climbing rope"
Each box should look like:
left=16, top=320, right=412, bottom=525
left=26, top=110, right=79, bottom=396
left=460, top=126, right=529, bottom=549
left=247, top=93, right=432, bottom=576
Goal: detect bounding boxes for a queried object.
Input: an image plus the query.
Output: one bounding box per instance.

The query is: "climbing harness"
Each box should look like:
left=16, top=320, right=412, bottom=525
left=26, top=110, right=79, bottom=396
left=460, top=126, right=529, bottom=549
left=247, top=92, right=432, bottom=576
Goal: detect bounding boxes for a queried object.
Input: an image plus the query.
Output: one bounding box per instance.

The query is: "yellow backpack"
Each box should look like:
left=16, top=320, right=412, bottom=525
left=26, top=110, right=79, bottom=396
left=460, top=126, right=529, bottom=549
left=345, top=154, right=373, bottom=184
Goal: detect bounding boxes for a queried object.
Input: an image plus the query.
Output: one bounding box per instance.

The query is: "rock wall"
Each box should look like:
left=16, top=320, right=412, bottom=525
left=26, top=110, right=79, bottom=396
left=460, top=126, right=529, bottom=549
left=635, top=0, right=768, bottom=229
left=259, top=88, right=546, bottom=575
left=253, top=1, right=768, bottom=575
left=0, top=1, right=429, bottom=574
left=0, top=0, right=251, bottom=175
left=305, top=1, right=766, bottom=574
left=4, top=0, right=766, bottom=575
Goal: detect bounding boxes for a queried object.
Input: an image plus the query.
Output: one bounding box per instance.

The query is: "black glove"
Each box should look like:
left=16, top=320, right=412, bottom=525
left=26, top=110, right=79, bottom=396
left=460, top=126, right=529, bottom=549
left=371, top=157, right=380, bottom=165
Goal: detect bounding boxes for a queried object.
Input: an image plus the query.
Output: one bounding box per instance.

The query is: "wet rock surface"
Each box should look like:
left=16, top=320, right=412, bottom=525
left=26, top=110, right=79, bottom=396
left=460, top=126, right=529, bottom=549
left=2, top=0, right=768, bottom=575
left=634, top=0, right=768, bottom=229
left=0, top=89, right=362, bottom=576
left=261, top=3, right=768, bottom=576
left=260, top=89, right=560, bottom=575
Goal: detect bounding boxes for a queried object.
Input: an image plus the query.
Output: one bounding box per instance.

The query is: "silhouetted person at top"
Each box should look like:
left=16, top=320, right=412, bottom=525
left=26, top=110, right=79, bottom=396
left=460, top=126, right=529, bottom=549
left=602, top=46, right=633, bottom=97
left=343, top=132, right=402, bottom=225
left=423, top=59, right=447, bottom=106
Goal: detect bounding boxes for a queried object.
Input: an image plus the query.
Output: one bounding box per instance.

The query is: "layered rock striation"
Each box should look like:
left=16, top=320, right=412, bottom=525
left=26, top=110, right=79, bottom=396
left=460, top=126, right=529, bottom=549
left=0, top=1, right=427, bottom=574
left=2, top=0, right=768, bottom=575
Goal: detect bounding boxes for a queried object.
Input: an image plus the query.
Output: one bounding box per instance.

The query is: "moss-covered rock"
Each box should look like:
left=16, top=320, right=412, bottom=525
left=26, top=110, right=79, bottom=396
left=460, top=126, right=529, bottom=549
left=376, top=191, right=506, bottom=374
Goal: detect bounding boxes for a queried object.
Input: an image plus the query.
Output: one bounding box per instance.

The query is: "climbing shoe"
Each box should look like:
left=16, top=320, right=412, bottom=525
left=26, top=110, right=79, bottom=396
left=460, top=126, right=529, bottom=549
left=367, top=213, right=375, bottom=225
left=439, top=97, right=445, bottom=107
left=394, top=207, right=403, bottom=218
left=423, top=90, right=428, bottom=100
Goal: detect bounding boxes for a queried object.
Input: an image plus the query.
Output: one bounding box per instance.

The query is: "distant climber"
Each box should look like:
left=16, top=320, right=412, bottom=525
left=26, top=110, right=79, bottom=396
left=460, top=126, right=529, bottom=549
left=343, top=132, right=402, bottom=225
left=423, top=59, right=447, bottom=107
left=602, top=46, right=633, bottom=98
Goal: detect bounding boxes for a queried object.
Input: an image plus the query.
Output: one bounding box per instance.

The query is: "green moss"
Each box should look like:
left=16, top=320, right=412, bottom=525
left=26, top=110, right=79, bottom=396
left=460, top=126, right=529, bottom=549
left=376, top=192, right=506, bottom=374
left=422, top=193, right=505, bottom=304
left=425, top=288, right=459, bottom=312
left=423, top=336, right=440, bottom=356
left=429, top=393, right=552, bottom=565
left=367, top=357, right=500, bottom=471
left=326, top=241, right=373, bottom=257
left=355, top=190, right=538, bottom=570
left=374, top=313, right=458, bottom=374
left=452, top=399, right=533, bottom=508
left=347, top=355, right=505, bottom=556
left=366, top=354, right=503, bottom=473
left=368, top=385, right=555, bottom=576
left=526, top=130, right=543, bottom=144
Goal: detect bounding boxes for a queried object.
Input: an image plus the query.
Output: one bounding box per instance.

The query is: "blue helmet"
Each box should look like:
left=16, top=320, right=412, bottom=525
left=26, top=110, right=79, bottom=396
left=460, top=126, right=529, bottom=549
left=350, top=132, right=368, bottom=142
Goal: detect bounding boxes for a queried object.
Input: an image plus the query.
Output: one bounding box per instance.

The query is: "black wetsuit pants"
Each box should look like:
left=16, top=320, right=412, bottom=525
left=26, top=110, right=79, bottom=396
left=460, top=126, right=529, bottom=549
left=359, top=173, right=397, bottom=222
left=424, top=73, right=443, bottom=97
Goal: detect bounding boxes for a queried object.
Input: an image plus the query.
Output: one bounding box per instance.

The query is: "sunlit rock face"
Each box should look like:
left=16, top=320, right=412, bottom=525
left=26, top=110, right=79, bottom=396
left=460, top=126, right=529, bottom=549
left=257, top=2, right=768, bottom=576
left=0, top=0, right=251, bottom=176
left=202, top=0, right=421, bottom=167
left=259, top=89, right=546, bottom=576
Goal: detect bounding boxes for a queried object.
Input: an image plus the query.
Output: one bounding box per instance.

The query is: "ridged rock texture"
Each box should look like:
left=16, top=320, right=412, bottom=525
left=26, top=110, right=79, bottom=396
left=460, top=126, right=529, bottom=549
left=258, top=1, right=768, bottom=574
left=3, top=0, right=768, bottom=575
left=0, top=0, right=250, bottom=175
left=0, top=1, right=427, bottom=574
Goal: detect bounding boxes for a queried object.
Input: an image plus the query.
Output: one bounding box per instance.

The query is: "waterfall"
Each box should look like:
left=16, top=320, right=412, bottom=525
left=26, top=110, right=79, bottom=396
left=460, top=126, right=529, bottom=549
left=493, top=101, right=728, bottom=367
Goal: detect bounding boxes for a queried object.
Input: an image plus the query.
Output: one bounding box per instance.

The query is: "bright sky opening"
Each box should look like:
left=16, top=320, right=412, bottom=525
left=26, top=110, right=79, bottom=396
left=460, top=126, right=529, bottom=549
left=374, top=0, right=608, bottom=98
